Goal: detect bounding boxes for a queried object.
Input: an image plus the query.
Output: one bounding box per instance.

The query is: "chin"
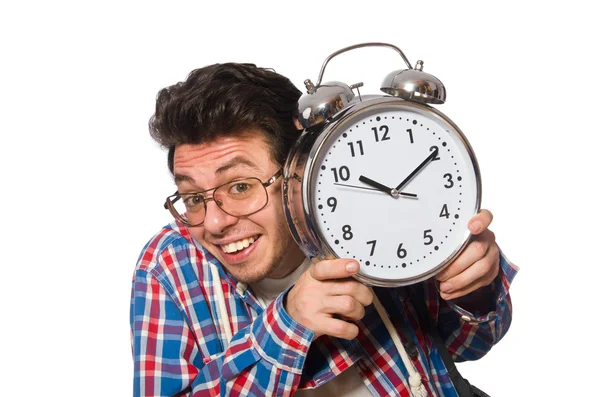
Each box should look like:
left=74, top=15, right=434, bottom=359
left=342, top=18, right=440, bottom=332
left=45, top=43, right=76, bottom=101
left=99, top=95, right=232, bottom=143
left=228, top=264, right=273, bottom=284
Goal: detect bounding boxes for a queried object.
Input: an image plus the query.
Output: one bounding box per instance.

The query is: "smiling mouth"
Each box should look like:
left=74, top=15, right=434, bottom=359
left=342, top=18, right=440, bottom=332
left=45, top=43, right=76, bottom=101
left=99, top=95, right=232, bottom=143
left=219, top=235, right=260, bottom=254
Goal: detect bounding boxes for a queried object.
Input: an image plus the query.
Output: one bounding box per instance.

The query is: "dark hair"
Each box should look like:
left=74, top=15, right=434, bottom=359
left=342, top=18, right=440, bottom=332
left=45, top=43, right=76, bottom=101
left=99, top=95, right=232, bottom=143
left=149, top=63, right=302, bottom=173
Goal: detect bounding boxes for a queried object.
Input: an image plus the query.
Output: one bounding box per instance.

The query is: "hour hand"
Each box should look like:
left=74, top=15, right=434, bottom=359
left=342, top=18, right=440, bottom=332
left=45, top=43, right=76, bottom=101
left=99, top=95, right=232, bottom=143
left=359, top=175, right=397, bottom=197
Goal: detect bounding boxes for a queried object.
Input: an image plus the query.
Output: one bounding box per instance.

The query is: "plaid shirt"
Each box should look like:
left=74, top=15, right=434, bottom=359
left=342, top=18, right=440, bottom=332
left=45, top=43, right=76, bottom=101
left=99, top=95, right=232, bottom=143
left=130, top=220, right=517, bottom=396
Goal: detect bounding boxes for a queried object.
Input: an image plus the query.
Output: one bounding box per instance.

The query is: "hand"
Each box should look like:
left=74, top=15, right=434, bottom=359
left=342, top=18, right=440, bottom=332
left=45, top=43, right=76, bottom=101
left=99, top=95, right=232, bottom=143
left=286, top=259, right=374, bottom=340
left=435, top=209, right=500, bottom=300
left=339, top=179, right=417, bottom=197
left=395, top=147, right=439, bottom=191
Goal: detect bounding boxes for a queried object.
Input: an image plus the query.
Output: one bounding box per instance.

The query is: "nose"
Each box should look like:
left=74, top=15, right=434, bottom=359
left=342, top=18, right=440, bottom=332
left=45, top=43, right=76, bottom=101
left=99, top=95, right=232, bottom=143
left=202, top=199, right=239, bottom=234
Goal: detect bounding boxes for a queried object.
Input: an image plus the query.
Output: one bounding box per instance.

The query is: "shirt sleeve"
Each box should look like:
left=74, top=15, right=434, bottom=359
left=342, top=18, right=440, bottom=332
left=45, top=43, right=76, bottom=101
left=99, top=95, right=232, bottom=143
left=130, top=268, right=315, bottom=397
left=435, top=251, right=519, bottom=362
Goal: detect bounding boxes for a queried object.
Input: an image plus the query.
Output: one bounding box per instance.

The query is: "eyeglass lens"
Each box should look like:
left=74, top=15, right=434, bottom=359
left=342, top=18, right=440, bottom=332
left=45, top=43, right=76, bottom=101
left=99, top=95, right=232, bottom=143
left=171, top=178, right=267, bottom=225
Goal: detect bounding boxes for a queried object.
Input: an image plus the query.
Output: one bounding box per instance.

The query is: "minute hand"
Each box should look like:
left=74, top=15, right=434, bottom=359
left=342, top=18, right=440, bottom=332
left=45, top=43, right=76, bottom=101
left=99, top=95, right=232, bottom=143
left=395, top=148, right=439, bottom=191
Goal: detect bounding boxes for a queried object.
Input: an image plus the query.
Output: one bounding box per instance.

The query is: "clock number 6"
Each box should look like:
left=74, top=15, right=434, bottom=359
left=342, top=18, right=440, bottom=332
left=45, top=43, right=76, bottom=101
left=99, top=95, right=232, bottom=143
left=396, top=243, right=407, bottom=259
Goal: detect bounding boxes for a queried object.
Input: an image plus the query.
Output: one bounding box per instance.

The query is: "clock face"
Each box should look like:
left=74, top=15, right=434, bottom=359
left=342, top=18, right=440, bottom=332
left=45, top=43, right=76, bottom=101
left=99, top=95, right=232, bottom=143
left=309, top=101, right=480, bottom=285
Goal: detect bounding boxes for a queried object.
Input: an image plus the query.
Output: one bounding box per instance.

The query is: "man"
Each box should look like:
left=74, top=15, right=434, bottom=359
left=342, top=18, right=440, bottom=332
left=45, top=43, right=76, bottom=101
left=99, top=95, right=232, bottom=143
left=130, top=62, right=518, bottom=396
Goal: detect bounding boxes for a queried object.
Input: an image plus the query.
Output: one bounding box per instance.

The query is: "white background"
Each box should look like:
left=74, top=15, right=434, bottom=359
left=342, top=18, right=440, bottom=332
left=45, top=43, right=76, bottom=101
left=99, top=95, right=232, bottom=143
left=1, top=1, right=598, bottom=395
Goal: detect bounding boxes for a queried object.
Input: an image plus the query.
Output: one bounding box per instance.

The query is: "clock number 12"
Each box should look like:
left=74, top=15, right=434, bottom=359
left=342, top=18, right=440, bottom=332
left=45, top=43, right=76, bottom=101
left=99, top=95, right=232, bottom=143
left=372, top=125, right=390, bottom=142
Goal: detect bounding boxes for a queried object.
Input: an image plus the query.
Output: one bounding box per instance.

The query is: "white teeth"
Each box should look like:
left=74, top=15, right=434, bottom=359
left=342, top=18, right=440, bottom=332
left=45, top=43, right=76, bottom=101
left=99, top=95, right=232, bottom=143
left=221, top=236, right=257, bottom=254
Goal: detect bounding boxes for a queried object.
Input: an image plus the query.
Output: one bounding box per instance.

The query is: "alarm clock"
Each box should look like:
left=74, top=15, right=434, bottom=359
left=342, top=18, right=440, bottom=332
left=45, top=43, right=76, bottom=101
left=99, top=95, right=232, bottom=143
left=283, top=43, right=481, bottom=287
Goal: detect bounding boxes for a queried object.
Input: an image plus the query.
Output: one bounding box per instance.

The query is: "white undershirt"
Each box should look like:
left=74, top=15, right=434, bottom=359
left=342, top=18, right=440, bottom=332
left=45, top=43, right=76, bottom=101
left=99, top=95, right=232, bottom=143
left=250, top=259, right=372, bottom=396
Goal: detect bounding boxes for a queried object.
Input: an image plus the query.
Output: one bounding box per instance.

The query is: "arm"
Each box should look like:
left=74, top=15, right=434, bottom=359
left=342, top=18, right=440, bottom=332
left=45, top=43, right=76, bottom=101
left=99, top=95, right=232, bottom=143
left=430, top=210, right=519, bottom=361
left=435, top=252, right=517, bottom=361
left=130, top=265, right=314, bottom=396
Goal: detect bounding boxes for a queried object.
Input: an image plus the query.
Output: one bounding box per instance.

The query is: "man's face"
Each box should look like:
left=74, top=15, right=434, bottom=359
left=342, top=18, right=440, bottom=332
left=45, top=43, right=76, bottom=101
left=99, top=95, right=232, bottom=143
left=172, top=131, right=304, bottom=284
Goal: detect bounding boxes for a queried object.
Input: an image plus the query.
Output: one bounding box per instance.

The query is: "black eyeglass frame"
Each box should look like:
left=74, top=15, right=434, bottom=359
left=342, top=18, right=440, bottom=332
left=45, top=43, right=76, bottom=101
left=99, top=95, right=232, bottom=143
left=164, top=169, right=283, bottom=227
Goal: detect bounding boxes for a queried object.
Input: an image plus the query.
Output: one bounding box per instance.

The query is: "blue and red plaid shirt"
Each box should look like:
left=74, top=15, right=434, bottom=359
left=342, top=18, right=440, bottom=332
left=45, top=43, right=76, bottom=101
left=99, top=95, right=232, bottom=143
left=130, top=220, right=517, bottom=396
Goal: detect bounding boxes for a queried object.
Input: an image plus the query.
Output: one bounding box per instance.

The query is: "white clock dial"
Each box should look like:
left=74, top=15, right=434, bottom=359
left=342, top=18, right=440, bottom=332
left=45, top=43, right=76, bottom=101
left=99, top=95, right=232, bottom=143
left=310, top=103, right=480, bottom=285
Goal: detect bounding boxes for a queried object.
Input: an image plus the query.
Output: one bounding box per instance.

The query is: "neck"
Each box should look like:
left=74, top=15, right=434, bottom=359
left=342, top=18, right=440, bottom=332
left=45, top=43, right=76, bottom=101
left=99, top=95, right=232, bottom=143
left=266, top=245, right=306, bottom=279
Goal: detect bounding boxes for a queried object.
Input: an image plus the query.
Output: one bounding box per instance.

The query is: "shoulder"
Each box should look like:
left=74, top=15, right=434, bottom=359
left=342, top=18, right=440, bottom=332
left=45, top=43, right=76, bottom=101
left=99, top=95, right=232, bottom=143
left=134, top=220, right=206, bottom=283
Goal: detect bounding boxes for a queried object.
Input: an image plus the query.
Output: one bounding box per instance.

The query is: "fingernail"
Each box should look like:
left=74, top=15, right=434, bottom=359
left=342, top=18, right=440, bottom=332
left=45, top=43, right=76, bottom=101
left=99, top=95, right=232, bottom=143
left=346, top=261, right=359, bottom=273
left=440, top=282, right=452, bottom=293
left=470, top=221, right=482, bottom=233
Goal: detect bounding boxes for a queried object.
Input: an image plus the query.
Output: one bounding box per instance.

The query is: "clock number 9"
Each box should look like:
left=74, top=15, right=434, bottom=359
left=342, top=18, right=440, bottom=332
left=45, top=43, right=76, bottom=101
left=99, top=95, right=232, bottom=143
left=331, top=166, right=350, bottom=182
left=342, top=225, right=353, bottom=240
left=327, top=197, right=337, bottom=212
left=396, top=243, right=407, bottom=259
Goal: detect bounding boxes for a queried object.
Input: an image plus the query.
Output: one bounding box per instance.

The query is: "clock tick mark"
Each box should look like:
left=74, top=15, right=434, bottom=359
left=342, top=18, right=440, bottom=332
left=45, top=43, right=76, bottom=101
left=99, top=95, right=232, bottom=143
left=366, top=261, right=370, bottom=266
left=412, top=120, right=417, bottom=125
left=442, top=142, right=447, bottom=147
left=434, top=246, right=439, bottom=251
left=321, top=165, right=326, bottom=170
left=376, top=116, right=381, bottom=121
left=334, top=239, right=339, bottom=244
left=343, top=133, right=347, bottom=138
left=318, top=205, right=323, bottom=209
left=457, top=176, right=462, bottom=181
left=402, top=263, right=407, bottom=268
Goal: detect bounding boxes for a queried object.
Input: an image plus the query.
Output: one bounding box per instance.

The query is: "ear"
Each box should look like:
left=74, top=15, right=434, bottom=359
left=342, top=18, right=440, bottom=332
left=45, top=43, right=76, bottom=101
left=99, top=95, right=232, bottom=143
left=293, top=118, right=303, bottom=130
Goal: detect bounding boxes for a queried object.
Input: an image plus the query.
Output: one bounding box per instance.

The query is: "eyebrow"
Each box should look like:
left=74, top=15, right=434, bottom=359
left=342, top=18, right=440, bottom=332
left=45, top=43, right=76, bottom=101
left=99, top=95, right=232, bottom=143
left=173, top=156, right=262, bottom=186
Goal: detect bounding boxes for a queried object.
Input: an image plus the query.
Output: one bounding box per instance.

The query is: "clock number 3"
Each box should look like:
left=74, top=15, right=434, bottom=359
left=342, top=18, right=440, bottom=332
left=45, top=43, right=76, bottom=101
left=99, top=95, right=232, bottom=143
left=443, top=173, right=454, bottom=188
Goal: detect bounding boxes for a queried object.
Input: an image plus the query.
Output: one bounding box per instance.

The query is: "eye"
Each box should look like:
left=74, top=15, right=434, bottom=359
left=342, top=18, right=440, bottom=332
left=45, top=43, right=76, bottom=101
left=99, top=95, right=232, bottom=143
left=229, top=182, right=252, bottom=194
left=183, top=194, right=204, bottom=209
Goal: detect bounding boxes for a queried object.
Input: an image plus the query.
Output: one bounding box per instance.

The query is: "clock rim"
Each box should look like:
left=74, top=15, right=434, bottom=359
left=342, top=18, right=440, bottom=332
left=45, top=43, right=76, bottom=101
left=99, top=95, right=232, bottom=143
left=284, top=96, right=482, bottom=287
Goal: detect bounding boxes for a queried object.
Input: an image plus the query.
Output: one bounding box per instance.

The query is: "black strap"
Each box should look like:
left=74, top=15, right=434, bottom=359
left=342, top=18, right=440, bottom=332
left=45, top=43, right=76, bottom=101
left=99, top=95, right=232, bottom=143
left=375, top=288, right=487, bottom=397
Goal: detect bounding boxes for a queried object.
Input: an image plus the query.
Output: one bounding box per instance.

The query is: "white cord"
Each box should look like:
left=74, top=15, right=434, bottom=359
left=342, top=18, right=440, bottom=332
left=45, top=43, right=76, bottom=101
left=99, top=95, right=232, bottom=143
left=210, top=263, right=233, bottom=343
left=370, top=287, right=428, bottom=397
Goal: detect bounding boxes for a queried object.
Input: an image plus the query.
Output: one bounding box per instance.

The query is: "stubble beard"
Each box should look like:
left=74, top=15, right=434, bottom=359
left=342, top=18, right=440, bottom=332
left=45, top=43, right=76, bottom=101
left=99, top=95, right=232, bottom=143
left=230, top=224, right=303, bottom=284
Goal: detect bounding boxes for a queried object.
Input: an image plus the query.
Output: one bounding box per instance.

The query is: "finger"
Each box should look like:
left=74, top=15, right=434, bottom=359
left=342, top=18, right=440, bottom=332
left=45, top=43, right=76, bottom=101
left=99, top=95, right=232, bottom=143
left=329, top=281, right=374, bottom=307
left=468, top=209, right=494, bottom=235
left=436, top=230, right=495, bottom=282
left=324, top=296, right=366, bottom=321
left=310, top=259, right=359, bottom=281
left=320, top=317, right=360, bottom=340
left=439, top=243, right=499, bottom=297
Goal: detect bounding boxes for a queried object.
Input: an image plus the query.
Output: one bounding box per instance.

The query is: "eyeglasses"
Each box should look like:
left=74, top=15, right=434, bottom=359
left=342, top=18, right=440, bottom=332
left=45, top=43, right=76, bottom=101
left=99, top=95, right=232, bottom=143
left=164, top=169, right=283, bottom=227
